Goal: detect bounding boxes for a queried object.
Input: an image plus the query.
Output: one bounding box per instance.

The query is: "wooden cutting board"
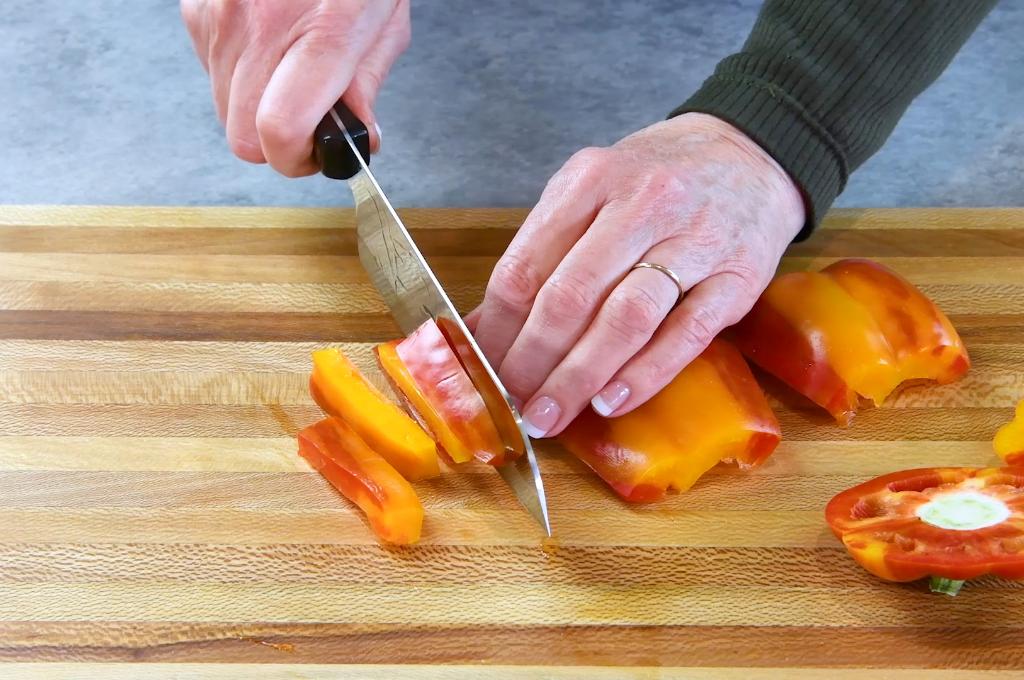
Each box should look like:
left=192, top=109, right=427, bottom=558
left=0, top=205, right=1022, bottom=679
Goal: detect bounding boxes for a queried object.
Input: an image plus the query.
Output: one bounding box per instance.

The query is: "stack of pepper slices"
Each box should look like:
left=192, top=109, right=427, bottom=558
left=297, top=257, right=1024, bottom=596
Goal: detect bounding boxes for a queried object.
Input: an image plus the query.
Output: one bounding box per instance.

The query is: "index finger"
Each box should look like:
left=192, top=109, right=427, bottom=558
left=255, top=3, right=394, bottom=176
left=473, top=147, right=610, bottom=368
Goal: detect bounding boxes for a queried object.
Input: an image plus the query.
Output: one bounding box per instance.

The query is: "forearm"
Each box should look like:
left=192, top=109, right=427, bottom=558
left=674, top=0, right=998, bottom=239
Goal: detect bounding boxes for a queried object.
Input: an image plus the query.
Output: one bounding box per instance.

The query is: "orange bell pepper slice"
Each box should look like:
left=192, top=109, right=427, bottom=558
left=309, top=348, right=439, bottom=481
left=732, top=258, right=969, bottom=425
left=559, top=339, right=781, bottom=502
left=297, top=417, right=424, bottom=545
left=826, top=467, right=1024, bottom=595
left=377, top=318, right=506, bottom=465
left=995, top=399, right=1024, bottom=465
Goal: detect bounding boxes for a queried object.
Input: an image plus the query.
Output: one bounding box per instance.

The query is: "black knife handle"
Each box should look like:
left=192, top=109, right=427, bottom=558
left=314, top=99, right=370, bottom=180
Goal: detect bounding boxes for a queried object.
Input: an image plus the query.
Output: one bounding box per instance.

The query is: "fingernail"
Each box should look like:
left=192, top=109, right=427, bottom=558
left=522, top=396, right=561, bottom=439
left=592, top=382, right=630, bottom=417
left=373, top=122, right=383, bottom=152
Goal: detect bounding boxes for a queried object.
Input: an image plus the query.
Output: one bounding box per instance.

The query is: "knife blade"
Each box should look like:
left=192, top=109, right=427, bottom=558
left=314, top=101, right=551, bottom=536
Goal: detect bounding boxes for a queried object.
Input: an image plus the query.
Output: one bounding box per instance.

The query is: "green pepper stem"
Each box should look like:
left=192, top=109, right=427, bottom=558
left=929, top=576, right=965, bottom=596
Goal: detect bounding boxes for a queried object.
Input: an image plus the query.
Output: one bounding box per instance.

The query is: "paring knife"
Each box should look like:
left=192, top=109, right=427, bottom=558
left=313, top=100, right=552, bottom=536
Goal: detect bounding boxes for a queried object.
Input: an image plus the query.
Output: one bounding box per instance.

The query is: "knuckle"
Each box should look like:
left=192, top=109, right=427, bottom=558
left=564, top=146, right=609, bottom=173
left=638, top=354, right=686, bottom=390
left=227, top=133, right=265, bottom=164
left=722, top=262, right=765, bottom=292
left=604, top=287, right=663, bottom=344
left=487, top=254, right=541, bottom=311
left=676, top=305, right=722, bottom=350
left=256, top=108, right=305, bottom=151
left=541, top=271, right=596, bottom=321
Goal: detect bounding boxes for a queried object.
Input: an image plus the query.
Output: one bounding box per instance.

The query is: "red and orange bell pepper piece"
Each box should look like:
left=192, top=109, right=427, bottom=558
left=995, top=399, right=1024, bottom=465
left=826, top=466, right=1024, bottom=595
left=297, top=417, right=424, bottom=544
left=732, top=258, right=969, bottom=425
left=377, top=318, right=506, bottom=465
left=559, top=339, right=781, bottom=502
left=309, top=347, right=440, bottom=481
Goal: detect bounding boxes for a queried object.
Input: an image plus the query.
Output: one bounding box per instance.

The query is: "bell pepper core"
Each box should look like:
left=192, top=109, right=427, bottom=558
left=309, top=348, right=440, bottom=481
left=994, top=399, right=1024, bottom=465
left=733, top=258, right=969, bottom=425
left=376, top=318, right=506, bottom=465
left=825, top=466, right=1024, bottom=595
left=297, top=417, right=424, bottom=545
left=559, top=339, right=781, bottom=502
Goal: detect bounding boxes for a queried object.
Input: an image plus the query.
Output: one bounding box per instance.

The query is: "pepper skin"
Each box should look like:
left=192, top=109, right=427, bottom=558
left=732, top=258, right=970, bottom=425
left=297, top=417, right=424, bottom=545
left=309, top=348, right=440, bottom=481
left=377, top=318, right=506, bottom=465
left=559, top=339, right=781, bottom=502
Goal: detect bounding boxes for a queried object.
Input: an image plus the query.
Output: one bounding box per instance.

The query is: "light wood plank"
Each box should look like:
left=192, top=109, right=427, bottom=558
left=0, top=663, right=1010, bottom=679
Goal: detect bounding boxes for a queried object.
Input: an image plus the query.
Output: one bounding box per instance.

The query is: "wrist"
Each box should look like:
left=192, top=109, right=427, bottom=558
left=676, top=112, right=806, bottom=242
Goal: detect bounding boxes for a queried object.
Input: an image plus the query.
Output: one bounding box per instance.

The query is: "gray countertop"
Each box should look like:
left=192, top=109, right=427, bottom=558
left=3, top=0, right=1023, bottom=211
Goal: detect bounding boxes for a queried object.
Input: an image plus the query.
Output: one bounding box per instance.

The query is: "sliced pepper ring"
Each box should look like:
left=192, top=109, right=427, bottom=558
left=826, top=467, right=1024, bottom=591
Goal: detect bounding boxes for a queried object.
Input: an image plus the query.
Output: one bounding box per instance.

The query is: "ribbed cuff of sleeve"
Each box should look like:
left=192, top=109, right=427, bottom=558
left=670, top=74, right=848, bottom=241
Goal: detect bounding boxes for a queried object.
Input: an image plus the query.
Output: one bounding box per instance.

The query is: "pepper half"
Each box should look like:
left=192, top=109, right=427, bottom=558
left=297, top=417, right=424, bottom=545
left=825, top=467, right=1024, bottom=595
left=559, top=339, right=781, bottom=502
left=376, top=318, right=506, bottom=465
left=309, top=348, right=440, bottom=481
left=994, top=399, right=1024, bottom=465
left=732, top=258, right=969, bottom=425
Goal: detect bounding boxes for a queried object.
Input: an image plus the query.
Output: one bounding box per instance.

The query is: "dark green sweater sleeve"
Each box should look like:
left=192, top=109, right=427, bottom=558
left=672, top=0, right=997, bottom=240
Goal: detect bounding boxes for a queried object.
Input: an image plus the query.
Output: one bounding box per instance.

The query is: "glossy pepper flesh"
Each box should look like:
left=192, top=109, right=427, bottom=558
left=994, top=399, right=1024, bottom=465
left=297, top=417, right=424, bottom=545
left=377, top=318, right=506, bottom=465
left=732, top=258, right=969, bottom=425
left=826, top=467, right=1024, bottom=593
left=309, top=348, right=440, bottom=481
left=559, top=339, right=781, bottom=502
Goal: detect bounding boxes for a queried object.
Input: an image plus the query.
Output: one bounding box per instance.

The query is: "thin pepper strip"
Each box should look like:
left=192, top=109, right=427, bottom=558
left=377, top=318, right=506, bottom=465
left=994, top=399, right=1024, bottom=465
left=559, top=339, right=781, bottom=502
left=309, top=347, right=439, bottom=481
left=825, top=467, right=1024, bottom=589
left=732, top=258, right=969, bottom=425
left=297, top=417, right=424, bottom=545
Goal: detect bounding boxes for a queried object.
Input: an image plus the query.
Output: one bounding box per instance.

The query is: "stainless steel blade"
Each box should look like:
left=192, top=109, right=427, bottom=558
left=330, top=110, right=551, bottom=535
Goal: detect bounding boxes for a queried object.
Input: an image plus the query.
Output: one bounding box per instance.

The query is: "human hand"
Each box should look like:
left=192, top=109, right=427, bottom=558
left=469, top=113, right=806, bottom=438
left=181, top=0, right=410, bottom=176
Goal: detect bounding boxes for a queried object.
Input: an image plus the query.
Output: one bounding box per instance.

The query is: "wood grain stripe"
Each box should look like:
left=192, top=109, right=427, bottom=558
left=0, top=508, right=825, bottom=548
left=0, top=226, right=514, bottom=256
left=0, top=403, right=1012, bottom=439
left=0, top=544, right=896, bottom=587
left=0, top=254, right=491, bottom=284
left=0, top=470, right=878, bottom=512
left=3, top=581, right=1022, bottom=627
left=786, top=229, right=1024, bottom=257
left=0, top=624, right=1020, bottom=670
left=0, top=437, right=999, bottom=475
left=0, top=311, right=399, bottom=341
left=0, top=664, right=1008, bottom=680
